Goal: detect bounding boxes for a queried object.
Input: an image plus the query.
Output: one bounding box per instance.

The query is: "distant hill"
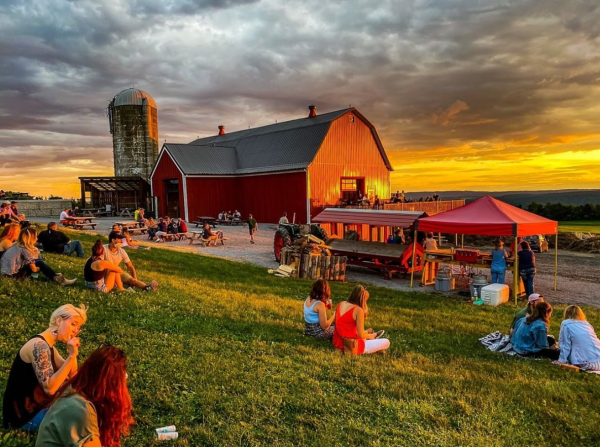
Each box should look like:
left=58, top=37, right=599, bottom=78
left=405, top=190, right=600, bottom=207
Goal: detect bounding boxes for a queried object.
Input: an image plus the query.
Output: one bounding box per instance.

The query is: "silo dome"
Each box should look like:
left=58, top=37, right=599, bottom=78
left=108, top=88, right=159, bottom=180
left=113, top=88, right=157, bottom=108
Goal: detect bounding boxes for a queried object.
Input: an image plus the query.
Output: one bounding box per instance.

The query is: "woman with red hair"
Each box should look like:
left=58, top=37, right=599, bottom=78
left=35, top=345, right=134, bottom=447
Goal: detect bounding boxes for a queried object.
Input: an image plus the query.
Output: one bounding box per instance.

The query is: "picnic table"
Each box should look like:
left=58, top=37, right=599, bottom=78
left=119, top=208, right=133, bottom=217
left=63, top=216, right=97, bottom=230
left=115, top=221, right=147, bottom=234
left=188, top=230, right=226, bottom=246
left=193, top=216, right=217, bottom=228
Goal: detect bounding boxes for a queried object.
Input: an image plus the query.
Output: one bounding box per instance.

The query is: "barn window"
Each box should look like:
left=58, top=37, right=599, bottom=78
left=341, top=178, right=357, bottom=191
left=349, top=115, right=355, bottom=123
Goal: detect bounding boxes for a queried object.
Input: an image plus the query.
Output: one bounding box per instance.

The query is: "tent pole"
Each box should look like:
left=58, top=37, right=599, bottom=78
left=554, top=233, right=558, bottom=291
left=461, top=234, right=464, bottom=248
left=513, top=236, right=519, bottom=305
left=410, top=229, right=417, bottom=288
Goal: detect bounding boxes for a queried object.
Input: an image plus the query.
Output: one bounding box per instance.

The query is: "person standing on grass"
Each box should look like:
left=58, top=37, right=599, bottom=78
left=490, top=240, right=508, bottom=284
left=84, top=240, right=128, bottom=293
left=103, top=232, right=158, bottom=292
left=332, top=285, right=389, bottom=355
left=1, top=227, right=76, bottom=286
left=38, top=222, right=85, bottom=258
left=0, top=223, right=20, bottom=260
left=35, top=345, right=134, bottom=447
left=246, top=214, right=258, bottom=244
left=304, top=279, right=336, bottom=340
left=518, top=240, right=536, bottom=297
left=554, top=305, right=600, bottom=372
left=2, top=304, right=87, bottom=430
left=511, top=302, right=559, bottom=360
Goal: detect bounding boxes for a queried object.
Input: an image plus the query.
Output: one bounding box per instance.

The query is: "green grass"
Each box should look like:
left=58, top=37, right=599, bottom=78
left=2, top=229, right=600, bottom=446
left=559, top=221, right=600, bottom=234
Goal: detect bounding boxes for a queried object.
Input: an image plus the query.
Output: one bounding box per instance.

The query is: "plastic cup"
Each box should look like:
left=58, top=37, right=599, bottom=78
left=156, top=432, right=179, bottom=440
left=155, top=425, right=176, bottom=434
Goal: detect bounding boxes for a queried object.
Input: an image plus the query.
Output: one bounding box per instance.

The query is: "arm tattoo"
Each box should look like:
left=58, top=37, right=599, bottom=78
left=32, top=341, right=53, bottom=385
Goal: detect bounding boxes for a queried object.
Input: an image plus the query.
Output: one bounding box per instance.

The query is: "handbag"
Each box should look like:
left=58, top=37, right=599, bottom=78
left=342, top=337, right=359, bottom=355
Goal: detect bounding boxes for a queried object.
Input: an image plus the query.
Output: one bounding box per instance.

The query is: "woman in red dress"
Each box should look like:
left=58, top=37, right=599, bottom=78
left=332, top=285, right=390, bottom=354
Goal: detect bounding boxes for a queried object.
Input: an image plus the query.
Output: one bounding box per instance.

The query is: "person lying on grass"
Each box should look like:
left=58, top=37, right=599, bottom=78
left=103, top=232, right=158, bottom=292
left=332, top=285, right=389, bottom=355
left=511, top=301, right=560, bottom=360
left=84, top=240, right=131, bottom=293
left=120, top=228, right=150, bottom=250
left=0, top=223, right=20, bottom=260
left=37, top=222, right=85, bottom=258
left=0, top=227, right=76, bottom=286
left=2, top=304, right=87, bottom=431
left=553, top=305, right=600, bottom=372
left=36, top=345, right=134, bottom=447
left=304, top=279, right=336, bottom=340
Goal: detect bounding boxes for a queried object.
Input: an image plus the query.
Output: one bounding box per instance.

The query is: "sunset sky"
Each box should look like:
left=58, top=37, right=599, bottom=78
left=1, top=0, right=599, bottom=199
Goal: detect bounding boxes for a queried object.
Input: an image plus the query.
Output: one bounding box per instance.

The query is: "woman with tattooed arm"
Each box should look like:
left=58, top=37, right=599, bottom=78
left=2, top=304, right=87, bottom=431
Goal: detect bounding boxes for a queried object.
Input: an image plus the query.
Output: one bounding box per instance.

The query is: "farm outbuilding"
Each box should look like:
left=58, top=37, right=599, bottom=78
left=150, top=106, right=393, bottom=223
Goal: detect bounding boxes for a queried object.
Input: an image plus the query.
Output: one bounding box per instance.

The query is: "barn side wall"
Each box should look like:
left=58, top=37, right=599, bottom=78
left=307, top=112, right=391, bottom=220
left=185, top=177, right=238, bottom=221
left=150, top=151, right=183, bottom=218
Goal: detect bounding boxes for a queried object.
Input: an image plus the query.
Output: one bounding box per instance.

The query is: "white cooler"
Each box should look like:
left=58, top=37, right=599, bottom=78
left=480, top=284, right=509, bottom=306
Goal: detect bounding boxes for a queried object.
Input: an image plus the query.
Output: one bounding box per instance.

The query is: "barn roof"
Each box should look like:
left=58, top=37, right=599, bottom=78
left=159, top=107, right=392, bottom=176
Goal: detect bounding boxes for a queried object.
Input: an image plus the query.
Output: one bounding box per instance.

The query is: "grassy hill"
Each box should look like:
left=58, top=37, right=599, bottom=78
left=408, top=190, right=600, bottom=207
left=2, top=229, right=600, bottom=446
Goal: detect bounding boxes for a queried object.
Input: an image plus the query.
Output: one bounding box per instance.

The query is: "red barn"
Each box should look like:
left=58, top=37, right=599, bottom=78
left=150, top=106, right=392, bottom=223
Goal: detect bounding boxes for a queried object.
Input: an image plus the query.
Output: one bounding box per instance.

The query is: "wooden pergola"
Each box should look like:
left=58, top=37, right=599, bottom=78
left=79, top=176, right=151, bottom=213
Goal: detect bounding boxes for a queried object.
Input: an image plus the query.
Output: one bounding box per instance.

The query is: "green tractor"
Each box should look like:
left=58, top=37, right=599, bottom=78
left=274, top=223, right=329, bottom=262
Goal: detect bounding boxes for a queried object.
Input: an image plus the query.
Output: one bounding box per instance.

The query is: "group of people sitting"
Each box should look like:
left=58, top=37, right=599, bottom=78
left=506, top=294, right=600, bottom=370
left=147, top=216, right=188, bottom=242
left=0, top=221, right=159, bottom=293
left=0, top=200, right=27, bottom=226
left=303, top=280, right=390, bottom=355
left=2, top=304, right=133, bottom=446
left=217, top=210, right=241, bottom=223
left=389, top=191, right=440, bottom=204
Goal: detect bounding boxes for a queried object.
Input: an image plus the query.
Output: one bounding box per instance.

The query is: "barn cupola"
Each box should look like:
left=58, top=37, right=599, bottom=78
left=218, top=125, right=225, bottom=135
left=308, top=105, right=317, bottom=118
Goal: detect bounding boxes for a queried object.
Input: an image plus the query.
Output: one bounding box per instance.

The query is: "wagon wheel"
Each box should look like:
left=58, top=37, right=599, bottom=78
left=311, top=225, right=329, bottom=242
left=274, top=227, right=292, bottom=262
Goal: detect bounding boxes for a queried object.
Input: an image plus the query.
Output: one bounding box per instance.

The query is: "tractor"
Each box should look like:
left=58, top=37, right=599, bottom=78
left=274, top=223, right=329, bottom=262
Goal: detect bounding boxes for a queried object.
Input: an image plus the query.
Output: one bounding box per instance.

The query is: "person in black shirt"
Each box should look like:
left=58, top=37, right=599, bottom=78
left=37, top=222, right=84, bottom=258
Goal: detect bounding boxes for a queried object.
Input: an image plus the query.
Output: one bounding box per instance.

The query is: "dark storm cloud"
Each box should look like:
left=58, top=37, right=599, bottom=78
left=1, top=0, right=600, bottom=195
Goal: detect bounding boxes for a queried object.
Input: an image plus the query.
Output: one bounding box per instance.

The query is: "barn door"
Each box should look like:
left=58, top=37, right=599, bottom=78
left=164, top=179, right=180, bottom=218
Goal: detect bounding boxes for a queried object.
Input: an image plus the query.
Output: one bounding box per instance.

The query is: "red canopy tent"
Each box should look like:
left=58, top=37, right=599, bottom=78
left=410, top=195, right=558, bottom=301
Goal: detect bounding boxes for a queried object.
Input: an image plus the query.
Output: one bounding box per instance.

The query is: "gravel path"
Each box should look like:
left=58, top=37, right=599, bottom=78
left=33, top=218, right=600, bottom=308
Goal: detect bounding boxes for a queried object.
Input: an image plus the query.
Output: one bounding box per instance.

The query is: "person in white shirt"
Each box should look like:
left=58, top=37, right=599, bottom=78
left=59, top=208, right=69, bottom=224
left=103, top=232, right=158, bottom=292
left=424, top=232, right=438, bottom=250
left=555, top=305, right=600, bottom=372
left=279, top=212, right=289, bottom=225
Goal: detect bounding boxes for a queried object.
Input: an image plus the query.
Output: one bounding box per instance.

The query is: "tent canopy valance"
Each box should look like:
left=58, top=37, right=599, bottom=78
left=415, top=195, right=558, bottom=236
left=313, top=208, right=424, bottom=227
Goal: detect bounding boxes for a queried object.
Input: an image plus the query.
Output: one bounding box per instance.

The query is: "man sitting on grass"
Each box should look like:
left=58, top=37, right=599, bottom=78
left=103, top=232, right=158, bottom=292
left=38, top=222, right=84, bottom=258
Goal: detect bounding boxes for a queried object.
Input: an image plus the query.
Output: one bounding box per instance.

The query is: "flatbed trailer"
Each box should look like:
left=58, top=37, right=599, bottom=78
left=326, top=238, right=425, bottom=280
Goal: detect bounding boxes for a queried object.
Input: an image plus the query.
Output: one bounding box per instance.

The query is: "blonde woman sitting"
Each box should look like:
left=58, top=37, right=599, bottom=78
left=554, top=305, right=600, bottom=372
left=0, top=227, right=76, bottom=286
left=2, top=304, right=87, bottom=430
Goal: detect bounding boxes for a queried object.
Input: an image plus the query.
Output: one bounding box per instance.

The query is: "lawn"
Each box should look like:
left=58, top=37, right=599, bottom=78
left=559, top=221, right=600, bottom=234
left=1, top=229, right=599, bottom=446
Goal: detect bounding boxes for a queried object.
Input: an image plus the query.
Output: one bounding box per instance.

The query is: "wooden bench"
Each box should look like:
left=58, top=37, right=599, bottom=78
left=73, top=223, right=97, bottom=230
left=157, top=233, right=187, bottom=242
left=127, top=227, right=147, bottom=235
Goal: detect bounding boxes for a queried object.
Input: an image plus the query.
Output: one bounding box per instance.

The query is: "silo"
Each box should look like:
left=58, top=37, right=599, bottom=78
left=107, top=88, right=159, bottom=180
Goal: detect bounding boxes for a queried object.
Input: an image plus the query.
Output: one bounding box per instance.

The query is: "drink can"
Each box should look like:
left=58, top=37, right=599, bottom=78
left=156, top=431, right=179, bottom=440
left=155, top=425, right=176, bottom=434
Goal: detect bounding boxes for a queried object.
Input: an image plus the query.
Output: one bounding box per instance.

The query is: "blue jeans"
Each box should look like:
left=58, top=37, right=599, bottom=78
left=491, top=270, right=506, bottom=284
left=21, top=408, right=48, bottom=431
left=519, top=268, right=536, bottom=297
left=63, top=240, right=84, bottom=258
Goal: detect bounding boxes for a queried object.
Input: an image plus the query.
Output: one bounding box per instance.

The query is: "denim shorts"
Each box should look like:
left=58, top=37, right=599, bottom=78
left=85, top=279, right=107, bottom=292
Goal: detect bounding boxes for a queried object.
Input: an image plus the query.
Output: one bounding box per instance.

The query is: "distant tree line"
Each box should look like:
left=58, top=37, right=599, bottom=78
left=527, top=202, right=600, bottom=221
